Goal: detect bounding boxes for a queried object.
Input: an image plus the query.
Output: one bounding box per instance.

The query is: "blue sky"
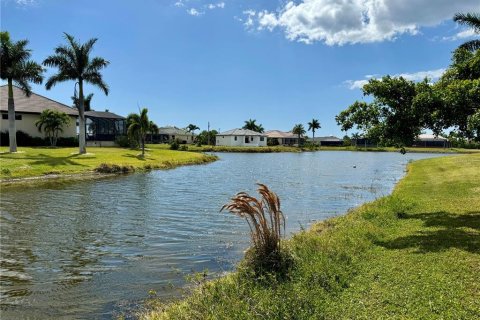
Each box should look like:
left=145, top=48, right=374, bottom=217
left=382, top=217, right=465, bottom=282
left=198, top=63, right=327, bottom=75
left=2, top=0, right=479, bottom=136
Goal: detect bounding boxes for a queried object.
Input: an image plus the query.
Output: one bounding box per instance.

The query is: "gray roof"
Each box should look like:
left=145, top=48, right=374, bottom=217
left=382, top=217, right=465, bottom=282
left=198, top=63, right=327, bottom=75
left=158, top=126, right=191, bottom=135
left=0, top=85, right=78, bottom=116
left=218, top=128, right=266, bottom=136
left=265, top=130, right=297, bottom=138
left=312, top=136, right=342, bottom=142
left=85, top=110, right=125, bottom=119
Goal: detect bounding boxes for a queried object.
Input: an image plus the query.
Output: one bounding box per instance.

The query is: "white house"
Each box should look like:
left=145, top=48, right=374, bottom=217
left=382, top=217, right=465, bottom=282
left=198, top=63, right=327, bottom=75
left=0, top=85, right=77, bottom=138
left=216, top=128, right=267, bottom=147
left=414, top=134, right=449, bottom=148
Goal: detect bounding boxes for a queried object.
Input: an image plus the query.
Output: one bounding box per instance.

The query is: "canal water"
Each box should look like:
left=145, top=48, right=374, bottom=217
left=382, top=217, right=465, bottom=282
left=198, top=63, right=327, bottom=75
left=0, top=151, right=446, bottom=319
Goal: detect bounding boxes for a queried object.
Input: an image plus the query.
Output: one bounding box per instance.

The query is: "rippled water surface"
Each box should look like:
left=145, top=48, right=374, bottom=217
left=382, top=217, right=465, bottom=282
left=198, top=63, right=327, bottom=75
left=0, top=151, right=446, bottom=319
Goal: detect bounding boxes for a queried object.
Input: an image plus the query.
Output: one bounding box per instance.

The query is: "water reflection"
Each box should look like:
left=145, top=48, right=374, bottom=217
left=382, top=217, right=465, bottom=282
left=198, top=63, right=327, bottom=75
left=0, top=151, right=446, bottom=319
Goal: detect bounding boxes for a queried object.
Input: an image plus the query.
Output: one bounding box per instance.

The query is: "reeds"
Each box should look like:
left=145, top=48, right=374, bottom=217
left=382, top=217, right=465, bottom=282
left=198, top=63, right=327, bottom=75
left=221, top=183, right=290, bottom=274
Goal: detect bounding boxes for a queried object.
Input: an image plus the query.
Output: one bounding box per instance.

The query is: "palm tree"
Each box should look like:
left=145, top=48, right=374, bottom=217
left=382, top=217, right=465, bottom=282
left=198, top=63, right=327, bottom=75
left=186, top=123, right=199, bottom=143
left=292, top=124, right=306, bottom=147
left=127, top=108, right=150, bottom=156
left=149, top=121, right=159, bottom=143
left=307, top=118, right=321, bottom=146
left=453, top=12, right=480, bottom=51
left=35, top=109, right=70, bottom=147
left=43, top=33, right=109, bottom=154
left=0, top=31, right=44, bottom=152
left=72, top=93, right=94, bottom=111
left=243, top=118, right=264, bottom=133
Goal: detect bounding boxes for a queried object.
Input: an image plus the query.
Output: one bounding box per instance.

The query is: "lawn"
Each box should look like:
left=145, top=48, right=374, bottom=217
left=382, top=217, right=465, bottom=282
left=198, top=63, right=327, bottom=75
left=142, top=153, right=480, bottom=319
left=0, top=146, right=217, bottom=180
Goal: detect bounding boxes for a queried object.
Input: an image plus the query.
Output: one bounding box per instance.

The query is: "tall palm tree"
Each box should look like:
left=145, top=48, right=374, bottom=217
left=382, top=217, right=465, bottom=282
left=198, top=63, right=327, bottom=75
left=292, top=124, right=306, bottom=147
left=72, top=93, right=94, bottom=111
left=0, top=31, right=44, bottom=152
left=243, top=118, right=264, bottom=133
left=43, top=33, right=109, bottom=154
left=127, top=108, right=150, bottom=156
left=307, top=118, right=321, bottom=146
left=453, top=12, right=480, bottom=51
left=186, top=123, right=199, bottom=143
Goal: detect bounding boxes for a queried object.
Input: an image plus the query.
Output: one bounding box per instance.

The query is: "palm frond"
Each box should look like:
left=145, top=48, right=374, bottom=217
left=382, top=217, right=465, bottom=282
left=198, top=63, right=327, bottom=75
left=454, top=12, right=480, bottom=32
left=83, top=71, right=109, bottom=95
left=457, top=39, right=480, bottom=52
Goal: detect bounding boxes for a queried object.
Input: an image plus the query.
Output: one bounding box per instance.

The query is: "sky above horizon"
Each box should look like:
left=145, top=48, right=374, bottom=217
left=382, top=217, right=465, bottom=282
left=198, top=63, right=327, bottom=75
left=2, top=0, right=479, bottom=137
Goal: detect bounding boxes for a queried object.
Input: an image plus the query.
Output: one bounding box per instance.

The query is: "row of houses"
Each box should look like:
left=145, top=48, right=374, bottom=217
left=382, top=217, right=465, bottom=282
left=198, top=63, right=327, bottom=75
left=1, top=85, right=450, bottom=148
left=0, top=85, right=196, bottom=146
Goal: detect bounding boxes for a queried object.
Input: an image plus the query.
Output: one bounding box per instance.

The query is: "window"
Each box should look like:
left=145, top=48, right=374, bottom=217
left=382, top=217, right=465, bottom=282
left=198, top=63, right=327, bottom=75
left=234, top=136, right=237, bottom=141
left=245, top=137, right=249, bottom=143
left=260, top=137, right=264, bottom=141
left=2, top=114, right=22, bottom=120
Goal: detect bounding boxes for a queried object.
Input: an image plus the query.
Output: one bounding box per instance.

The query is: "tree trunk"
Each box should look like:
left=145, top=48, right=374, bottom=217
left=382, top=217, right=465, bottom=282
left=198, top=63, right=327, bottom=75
left=312, top=130, right=315, bottom=148
left=142, top=136, right=145, bottom=156
left=78, top=80, right=87, bottom=154
left=7, top=79, right=17, bottom=152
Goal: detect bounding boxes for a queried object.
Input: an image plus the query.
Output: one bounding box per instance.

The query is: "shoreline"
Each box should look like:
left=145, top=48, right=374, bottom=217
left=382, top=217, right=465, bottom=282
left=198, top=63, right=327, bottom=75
left=141, top=153, right=480, bottom=319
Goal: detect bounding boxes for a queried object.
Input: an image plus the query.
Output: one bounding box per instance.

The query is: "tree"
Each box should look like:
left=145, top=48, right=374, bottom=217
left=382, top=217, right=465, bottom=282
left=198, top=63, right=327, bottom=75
left=453, top=12, right=480, bottom=52
left=243, top=119, right=264, bottom=133
left=149, top=121, right=159, bottom=143
left=196, top=130, right=218, bottom=145
left=0, top=31, right=44, bottom=152
left=186, top=124, right=200, bottom=134
left=292, top=124, right=306, bottom=147
left=35, top=109, right=70, bottom=146
left=127, top=108, right=150, bottom=156
left=43, top=33, right=109, bottom=154
left=307, top=118, right=321, bottom=146
left=72, top=93, right=94, bottom=111
left=336, top=76, right=425, bottom=147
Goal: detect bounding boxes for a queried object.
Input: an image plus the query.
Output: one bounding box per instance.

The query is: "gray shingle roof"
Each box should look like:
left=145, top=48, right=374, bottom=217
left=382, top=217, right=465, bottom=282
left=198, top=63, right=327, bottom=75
left=0, top=85, right=78, bottom=116
left=85, top=110, right=125, bottom=119
left=218, top=128, right=266, bottom=136
left=158, top=126, right=190, bottom=135
left=265, top=130, right=297, bottom=138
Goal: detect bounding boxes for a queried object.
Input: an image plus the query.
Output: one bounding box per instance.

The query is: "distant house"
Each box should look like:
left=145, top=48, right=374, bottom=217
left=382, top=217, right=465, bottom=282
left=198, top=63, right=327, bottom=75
left=0, top=85, right=77, bottom=139
left=85, top=110, right=126, bottom=147
left=311, top=136, right=343, bottom=146
left=265, top=130, right=301, bottom=146
left=414, top=134, right=449, bottom=148
left=216, top=129, right=267, bottom=147
left=157, top=126, right=195, bottom=144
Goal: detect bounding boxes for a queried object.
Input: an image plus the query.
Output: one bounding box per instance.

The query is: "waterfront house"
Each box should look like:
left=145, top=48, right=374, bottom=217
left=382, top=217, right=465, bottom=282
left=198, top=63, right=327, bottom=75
left=85, top=110, right=126, bottom=147
left=216, top=128, right=267, bottom=147
left=414, top=134, right=449, bottom=148
left=0, top=85, right=77, bottom=139
left=311, top=136, right=343, bottom=146
left=265, top=130, right=301, bottom=146
left=157, top=126, right=195, bottom=144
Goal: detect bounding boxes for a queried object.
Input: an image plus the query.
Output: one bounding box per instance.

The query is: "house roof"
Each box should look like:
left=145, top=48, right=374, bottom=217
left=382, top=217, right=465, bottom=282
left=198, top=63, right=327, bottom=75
left=0, top=85, right=78, bottom=116
left=158, top=126, right=191, bottom=135
left=217, top=128, right=266, bottom=136
left=85, top=110, right=125, bottom=119
left=417, top=134, right=447, bottom=141
left=265, top=130, right=297, bottom=138
left=312, top=136, right=342, bottom=142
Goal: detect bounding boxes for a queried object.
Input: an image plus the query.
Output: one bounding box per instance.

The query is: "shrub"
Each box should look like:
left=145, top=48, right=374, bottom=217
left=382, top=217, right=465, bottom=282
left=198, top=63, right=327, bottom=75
left=94, top=163, right=134, bottom=174
left=170, top=139, right=179, bottom=150
left=56, top=137, right=78, bottom=147
left=179, top=145, right=188, bottom=151
left=221, top=184, right=293, bottom=276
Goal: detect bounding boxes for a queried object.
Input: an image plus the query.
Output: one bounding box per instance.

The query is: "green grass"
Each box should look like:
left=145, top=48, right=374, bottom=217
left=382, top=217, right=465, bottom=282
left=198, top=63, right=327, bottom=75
left=0, top=146, right=217, bottom=180
left=142, top=153, right=480, bottom=319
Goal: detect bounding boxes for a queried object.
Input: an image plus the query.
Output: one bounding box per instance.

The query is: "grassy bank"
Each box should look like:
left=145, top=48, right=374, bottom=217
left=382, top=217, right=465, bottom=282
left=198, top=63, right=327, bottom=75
left=0, top=147, right=217, bottom=181
left=149, top=143, right=479, bottom=154
left=142, top=153, right=480, bottom=319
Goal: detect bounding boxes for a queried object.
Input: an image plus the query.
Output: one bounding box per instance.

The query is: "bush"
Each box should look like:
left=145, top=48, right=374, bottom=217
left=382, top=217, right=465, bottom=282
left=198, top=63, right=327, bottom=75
left=1, top=130, right=45, bottom=146
left=179, top=145, right=188, bottom=151
left=170, top=139, right=179, bottom=150
left=221, top=184, right=294, bottom=277
left=56, top=137, right=78, bottom=147
left=94, top=163, right=134, bottom=174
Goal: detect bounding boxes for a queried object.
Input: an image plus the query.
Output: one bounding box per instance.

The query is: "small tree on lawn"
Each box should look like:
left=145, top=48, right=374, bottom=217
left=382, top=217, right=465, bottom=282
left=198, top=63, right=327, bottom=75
left=35, top=109, right=70, bottom=147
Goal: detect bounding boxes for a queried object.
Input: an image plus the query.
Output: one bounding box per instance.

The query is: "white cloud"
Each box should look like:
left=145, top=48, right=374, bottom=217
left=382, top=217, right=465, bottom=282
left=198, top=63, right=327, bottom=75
left=207, top=2, right=225, bottom=9
left=187, top=8, right=203, bottom=16
left=15, top=0, right=37, bottom=6
left=346, top=68, right=446, bottom=89
left=244, top=0, right=480, bottom=45
left=442, top=28, right=477, bottom=41
left=243, top=10, right=256, bottom=28
left=174, top=1, right=184, bottom=7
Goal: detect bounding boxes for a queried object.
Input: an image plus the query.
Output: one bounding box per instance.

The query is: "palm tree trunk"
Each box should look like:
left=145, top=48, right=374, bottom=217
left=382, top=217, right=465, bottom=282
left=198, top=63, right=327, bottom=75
left=142, top=137, right=145, bottom=156
left=78, top=80, right=87, bottom=154
left=7, top=79, right=17, bottom=152
left=312, top=130, right=315, bottom=148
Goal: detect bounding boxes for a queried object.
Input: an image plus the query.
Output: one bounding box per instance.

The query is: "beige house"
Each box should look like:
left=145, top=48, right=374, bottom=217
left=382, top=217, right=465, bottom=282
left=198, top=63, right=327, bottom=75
left=265, top=130, right=302, bottom=146
left=0, top=85, right=77, bottom=138
left=157, top=126, right=195, bottom=144
left=216, top=128, right=267, bottom=147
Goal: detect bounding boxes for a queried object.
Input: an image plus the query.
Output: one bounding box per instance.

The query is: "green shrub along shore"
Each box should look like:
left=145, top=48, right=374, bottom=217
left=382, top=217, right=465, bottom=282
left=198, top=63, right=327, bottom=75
left=141, top=153, right=480, bottom=320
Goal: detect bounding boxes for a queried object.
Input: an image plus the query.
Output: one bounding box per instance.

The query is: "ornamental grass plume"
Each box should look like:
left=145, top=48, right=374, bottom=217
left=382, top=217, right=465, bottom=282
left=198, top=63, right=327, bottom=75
left=221, top=183, right=292, bottom=275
